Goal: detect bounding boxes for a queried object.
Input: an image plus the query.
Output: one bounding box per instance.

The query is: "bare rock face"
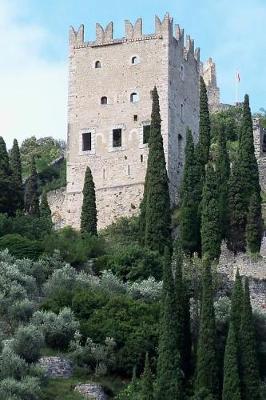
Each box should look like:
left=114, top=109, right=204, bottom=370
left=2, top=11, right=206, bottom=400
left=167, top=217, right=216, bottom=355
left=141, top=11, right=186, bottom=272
left=75, top=383, right=108, bottom=399
left=39, top=356, right=73, bottom=379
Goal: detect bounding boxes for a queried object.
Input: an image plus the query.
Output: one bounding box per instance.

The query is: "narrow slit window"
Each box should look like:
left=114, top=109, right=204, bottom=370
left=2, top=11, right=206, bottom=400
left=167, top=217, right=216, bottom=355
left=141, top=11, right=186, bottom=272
left=113, top=129, right=122, bottom=148
left=143, top=125, right=151, bottom=144
left=95, top=61, right=101, bottom=69
left=101, top=96, right=108, bottom=105
left=181, top=104, right=184, bottom=121
left=140, top=154, right=143, bottom=163
left=134, top=115, right=138, bottom=122
left=82, top=132, right=91, bottom=151
left=132, top=56, right=139, bottom=65
left=128, top=165, right=131, bottom=176
left=130, top=92, right=139, bottom=103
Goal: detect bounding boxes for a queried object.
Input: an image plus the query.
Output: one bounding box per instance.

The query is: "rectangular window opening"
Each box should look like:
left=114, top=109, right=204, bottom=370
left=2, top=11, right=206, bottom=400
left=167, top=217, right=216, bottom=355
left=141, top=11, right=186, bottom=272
left=82, top=132, right=91, bottom=151
left=134, top=115, right=138, bottom=122
left=113, top=129, right=122, bottom=148
left=143, top=125, right=151, bottom=145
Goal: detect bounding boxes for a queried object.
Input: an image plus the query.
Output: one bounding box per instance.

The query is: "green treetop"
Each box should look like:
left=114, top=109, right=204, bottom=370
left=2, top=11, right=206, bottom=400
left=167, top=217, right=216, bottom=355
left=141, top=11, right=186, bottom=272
left=180, top=129, right=201, bottom=255
left=196, top=77, right=211, bottom=174
left=216, top=124, right=230, bottom=240
left=24, top=157, right=40, bottom=216
left=155, top=247, right=182, bottom=400
left=80, top=166, right=97, bottom=236
left=239, top=279, right=261, bottom=400
left=201, top=164, right=222, bottom=261
left=246, top=192, right=263, bottom=254
left=140, top=353, right=154, bottom=400
left=222, top=322, right=241, bottom=400
left=142, top=87, right=172, bottom=254
left=195, top=261, right=218, bottom=398
left=230, top=269, right=244, bottom=344
left=10, top=138, right=24, bottom=211
left=0, top=136, right=14, bottom=215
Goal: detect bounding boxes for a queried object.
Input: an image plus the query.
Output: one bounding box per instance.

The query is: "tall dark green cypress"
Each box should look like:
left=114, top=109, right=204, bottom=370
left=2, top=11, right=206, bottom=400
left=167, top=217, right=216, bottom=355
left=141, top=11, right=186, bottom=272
left=196, top=77, right=211, bottom=175
left=201, top=164, right=222, bottom=261
left=140, top=353, right=154, bottom=400
left=216, top=124, right=230, bottom=239
left=195, top=261, right=218, bottom=398
left=174, top=241, right=192, bottom=378
left=156, top=247, right=182, bottom=400
left=80, top=166, right=97, bottom=236
left=246, top=192, right=263, bottom=254
left=239, top=279, right=261, bottom=400
left=40, top=191, right=53, bottom=233
left=0, top=137, right=13, bottom=215
left=24, top=157, right=39, bottom=216
left=10, top=138, right=23, bottom=210
left=180, top=129, right=201, bottom=254
left=222, top=322, right=241, bottom=400
left=228, top=95, right=261, bottom=253
left=143, top=87, right=171, bottom=254
left=230, top=269, right=244, bottom=344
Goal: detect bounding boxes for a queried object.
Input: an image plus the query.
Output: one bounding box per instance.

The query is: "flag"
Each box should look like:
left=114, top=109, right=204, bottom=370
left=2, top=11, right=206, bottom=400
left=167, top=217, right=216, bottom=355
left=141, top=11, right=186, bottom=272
left=236, top=72, right=240, bottom=82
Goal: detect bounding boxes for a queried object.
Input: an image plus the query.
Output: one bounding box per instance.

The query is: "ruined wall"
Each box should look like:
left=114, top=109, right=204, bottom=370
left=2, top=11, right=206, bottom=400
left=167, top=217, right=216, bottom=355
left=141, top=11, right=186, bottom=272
left=66, top=14, right=200, bottom=229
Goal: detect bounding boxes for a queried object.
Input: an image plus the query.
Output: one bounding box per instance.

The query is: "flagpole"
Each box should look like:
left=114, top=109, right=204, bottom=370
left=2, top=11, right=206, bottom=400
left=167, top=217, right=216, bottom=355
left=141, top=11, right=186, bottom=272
left=235, top=72, right=240, bottom=104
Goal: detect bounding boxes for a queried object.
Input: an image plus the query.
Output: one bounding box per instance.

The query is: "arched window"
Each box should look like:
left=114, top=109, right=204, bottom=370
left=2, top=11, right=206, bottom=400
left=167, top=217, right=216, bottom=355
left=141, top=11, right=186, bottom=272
left=101, top=96, right=108, bottom=105
left=130, top=92, right=139, bottom=103
left=95, top=61, right=101, bottom=69
left=131, top=56, right=139, bottom=65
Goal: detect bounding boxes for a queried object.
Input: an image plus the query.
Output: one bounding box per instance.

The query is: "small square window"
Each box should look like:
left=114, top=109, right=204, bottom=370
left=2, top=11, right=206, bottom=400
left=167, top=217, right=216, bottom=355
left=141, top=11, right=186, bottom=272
left=82, top=132, right=91, bottom=151
left=143, top=125, right=151, bottom=144
left=113, top=129, right=122, bottom=148
left=134, top=115, right=138, bottom=122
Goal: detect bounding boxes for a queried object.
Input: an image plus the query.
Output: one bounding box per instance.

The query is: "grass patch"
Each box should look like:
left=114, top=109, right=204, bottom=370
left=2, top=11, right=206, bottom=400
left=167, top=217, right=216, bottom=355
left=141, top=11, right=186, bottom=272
left=40, top=346, right=67, bottom=358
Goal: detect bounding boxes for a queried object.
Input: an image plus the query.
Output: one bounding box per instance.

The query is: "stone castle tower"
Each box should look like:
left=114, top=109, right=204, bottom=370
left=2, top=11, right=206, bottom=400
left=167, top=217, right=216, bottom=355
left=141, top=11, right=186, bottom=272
left=51, top=14, right=200, bottom=230
left=201, top=57, right=220, bottom=112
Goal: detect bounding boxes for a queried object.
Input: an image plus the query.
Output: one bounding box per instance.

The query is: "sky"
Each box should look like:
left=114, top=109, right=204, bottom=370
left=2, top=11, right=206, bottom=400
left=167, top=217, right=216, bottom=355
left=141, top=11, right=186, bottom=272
left=0, top=0, right=265, bottom=147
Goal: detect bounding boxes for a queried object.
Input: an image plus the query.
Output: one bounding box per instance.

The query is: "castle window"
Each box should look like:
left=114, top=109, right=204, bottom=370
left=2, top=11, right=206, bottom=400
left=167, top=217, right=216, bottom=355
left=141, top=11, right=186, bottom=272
left=127, top=165, right=131, bottom=176
left=95, top=61, right=101, bottom=69
left=130, top=92, right=139, bottom=103
left=134, top=115, right=138, bottom=122
left=82, top=132, right=91, bottom=151
left=131, top=56, right=139, bottom=65
left=101, top=96, right=108, bottom=105
left=181, top=104, right=184, bottom=122
left=143, top=125, right=151, bottom=144
left=140, top=154, right=144, bottom=163
left=113, top=129, right=122, bottom=148
left=180, top=65, right=185, bottom=80
left=103, top=169, right=106, bottom=179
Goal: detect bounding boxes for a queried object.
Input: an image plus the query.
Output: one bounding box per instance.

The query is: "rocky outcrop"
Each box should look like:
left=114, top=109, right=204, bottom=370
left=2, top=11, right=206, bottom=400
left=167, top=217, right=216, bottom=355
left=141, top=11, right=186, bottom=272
left=75, top=383, right=107, bottom=399
left=39, top=356, right=73, bottom=378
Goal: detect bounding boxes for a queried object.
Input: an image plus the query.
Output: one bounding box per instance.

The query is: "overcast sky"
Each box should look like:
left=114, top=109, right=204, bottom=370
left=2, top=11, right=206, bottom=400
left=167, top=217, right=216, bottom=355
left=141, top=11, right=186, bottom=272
left=0, top=0, right=265, bottom=147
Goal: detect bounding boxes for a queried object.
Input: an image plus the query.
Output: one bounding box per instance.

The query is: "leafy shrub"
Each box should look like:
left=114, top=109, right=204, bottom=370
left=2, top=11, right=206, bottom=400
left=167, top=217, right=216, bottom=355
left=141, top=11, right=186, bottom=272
left=0, top=234, right=43, bottom=260
left=127, top=278, right=162, bottom=302
left=100, top=216, right=139, bottom=246
left=70, top=332, right=116, bottom=376
left=97, top=244, right=163, bottom=281
left=0, top=376, right=41, bottom=400
left=32, top=308, right=79, bottom=350
left=9, top=299, right=35, bottom=324
left=0, top=213, right=12, bottom=237
left=43, top=227, right=105, bottom=266
left=0, top=347, right=28, bottom=380
left=79, top=295, right=159, bottom=374
left=12, top=325, right=44, bottom=363
left=72, top=289, right=108, bottom=320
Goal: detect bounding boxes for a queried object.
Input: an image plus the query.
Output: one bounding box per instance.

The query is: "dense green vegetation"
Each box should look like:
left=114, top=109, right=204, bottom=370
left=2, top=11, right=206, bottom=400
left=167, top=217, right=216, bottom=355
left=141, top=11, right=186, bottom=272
left=0, top=89, right=265, bottom=400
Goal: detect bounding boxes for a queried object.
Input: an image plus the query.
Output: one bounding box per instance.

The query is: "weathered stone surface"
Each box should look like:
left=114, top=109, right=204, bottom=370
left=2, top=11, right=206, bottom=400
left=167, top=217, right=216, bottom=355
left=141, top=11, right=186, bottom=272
left=218, top=243, right=266, bottom=313
left=75, top=383, right=107, bottom=400
left=39, top=356, right=73, bottom=379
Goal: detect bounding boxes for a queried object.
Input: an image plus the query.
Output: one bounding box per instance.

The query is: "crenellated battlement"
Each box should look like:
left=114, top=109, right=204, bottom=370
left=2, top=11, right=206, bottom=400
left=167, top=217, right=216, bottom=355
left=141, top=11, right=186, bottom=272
left=69, top=13, right=199, bottom=64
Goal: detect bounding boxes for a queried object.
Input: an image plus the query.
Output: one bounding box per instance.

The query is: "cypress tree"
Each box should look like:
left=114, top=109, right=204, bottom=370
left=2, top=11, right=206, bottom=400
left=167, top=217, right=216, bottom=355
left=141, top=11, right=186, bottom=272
left=156, top=247, right=182, bottom=400
left=196, top=77, right=211, bottom=175
left=24, top=157, right=39, bottom=216
left=10, top=138, right=23, bottom=210
left=222, top=322, right=241, bottom=400
left=143, top=87, right=171, bottom=254
left=201, top=164, right=222, bottom=261
left=195, top=261, right=218, bottom=398
left=228, top=95, right=262, bottom=253
left=80, top=166, right=97, bottom=236
left=0, top=137, right=13, bottom=215
left=239, top=278, right=261, bottom=400
left=40, top=191, right=53, bottom=233
left=140, top=353, right=154, bottom=400
left=216, top=124, right=230, bottom=239
left=230, top=269, right=244, bottom=344
left=180, top=129, right=201, bottom=254
left=246, top=192, right=263, bottom=254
